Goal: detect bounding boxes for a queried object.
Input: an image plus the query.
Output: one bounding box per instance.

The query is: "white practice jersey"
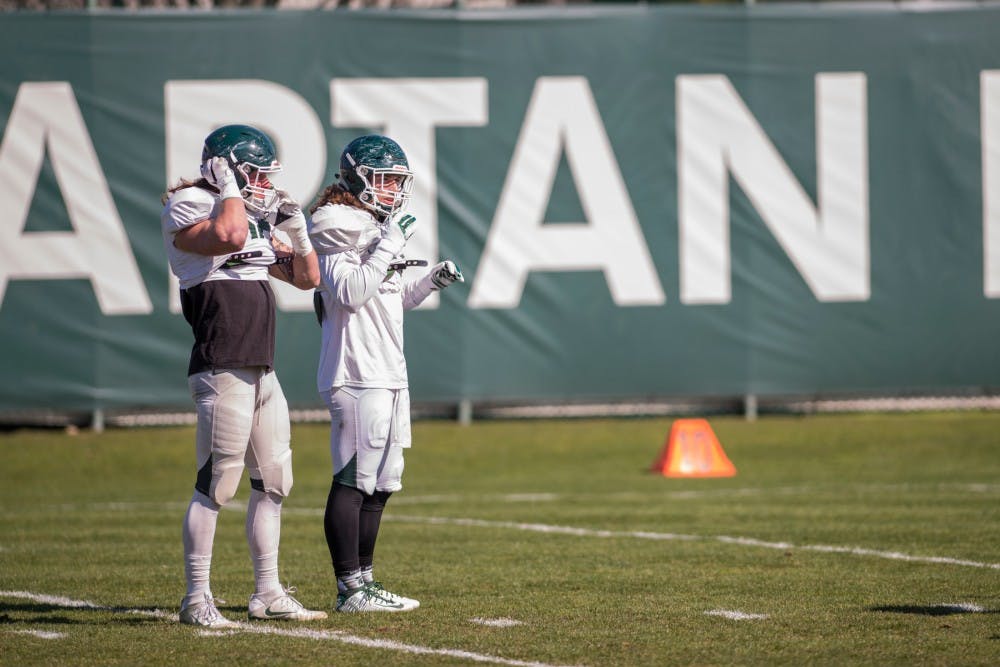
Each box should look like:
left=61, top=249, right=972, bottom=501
left=311, top=203, right=436, bottom=392
left=161, top=185, right=275, bottom=289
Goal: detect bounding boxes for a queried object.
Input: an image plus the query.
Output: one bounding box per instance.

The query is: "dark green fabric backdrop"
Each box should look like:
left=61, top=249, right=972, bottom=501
left=1, top=4, right=998, bottom=411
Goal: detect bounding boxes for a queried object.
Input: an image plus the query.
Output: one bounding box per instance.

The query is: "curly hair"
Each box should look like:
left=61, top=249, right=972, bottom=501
left=309, top=182, right=366, bottom=215
left=161, top=178, right=213, bottom=205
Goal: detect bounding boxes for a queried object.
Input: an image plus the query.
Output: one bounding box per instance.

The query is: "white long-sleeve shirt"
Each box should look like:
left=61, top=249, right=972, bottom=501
left=310, top=203, right=436, bottom=392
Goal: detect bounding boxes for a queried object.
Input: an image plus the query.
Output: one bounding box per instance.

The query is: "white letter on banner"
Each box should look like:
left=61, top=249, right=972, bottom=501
left=331, top=78, right=488, bottom=309
left=0, top=82, right=152, bottom=314
left=164, top=80, right=326, bottom=312
left=982, top=71, right=1000, bottom=297
left=678, top=73, right=869, bottom=304
left=469, top=76, right=665, bottom=309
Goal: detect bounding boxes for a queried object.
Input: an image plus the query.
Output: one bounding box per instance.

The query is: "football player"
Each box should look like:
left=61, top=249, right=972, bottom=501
left=309, top=135, right=464, bottom=612
left=161, top=124, right=326, bottom=627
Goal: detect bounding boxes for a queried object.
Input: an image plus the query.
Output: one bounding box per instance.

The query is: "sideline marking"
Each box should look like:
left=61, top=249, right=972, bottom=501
left=0, top=591, right=577, bottom=667
left=704, top=609, right=769, bottom=621
left=386, top=515, right=1000, bottom=570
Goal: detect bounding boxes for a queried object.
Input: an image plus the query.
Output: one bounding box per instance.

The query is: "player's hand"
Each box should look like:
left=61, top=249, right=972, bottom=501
left=272, top=189, right=312, bottom=256
left=429, top=260, right=464, bottom=290
left=270, top=235, right=293, bottom=255
left=380, top=211, right=417, bottom=256
left=390, top=211, right=417, bottom=242
left=200, top=157, right=240, bottom=200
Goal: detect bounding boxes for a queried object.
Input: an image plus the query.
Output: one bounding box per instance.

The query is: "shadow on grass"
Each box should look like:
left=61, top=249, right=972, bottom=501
left=0, top=601, right=170, bottom=626
left=1, top=613, right=80, bottom=625
left=870, top=604, right=998, bottom=616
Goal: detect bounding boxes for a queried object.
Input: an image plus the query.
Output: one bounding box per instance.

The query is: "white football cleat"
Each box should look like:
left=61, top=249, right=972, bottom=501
left=248, top=587, right=328, bottom=621
left=179, top=593, right=238, bottom=629
left=366, top=581, right=420, bottom=611
left=335, top=583, right=411, bottom=613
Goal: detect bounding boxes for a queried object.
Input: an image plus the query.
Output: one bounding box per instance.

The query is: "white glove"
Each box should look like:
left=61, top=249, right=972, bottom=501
left=200, top=156, right=241, bottom=201
left=274, top=189, right=302, bottom=225
left=273, top=190, right=312, bottom=256
left=379, top=211, right=417, bottom=257
left=429, top=260, right=465, bottom=290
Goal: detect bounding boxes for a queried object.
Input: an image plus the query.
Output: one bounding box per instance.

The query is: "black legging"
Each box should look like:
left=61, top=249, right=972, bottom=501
left=323, top=481, right=392, bottom=578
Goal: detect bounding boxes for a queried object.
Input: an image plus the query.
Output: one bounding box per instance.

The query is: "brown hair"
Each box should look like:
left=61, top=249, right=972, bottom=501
left=309, top=183, right=366, bottom=215
left=161, top=178, right=214, bottom=205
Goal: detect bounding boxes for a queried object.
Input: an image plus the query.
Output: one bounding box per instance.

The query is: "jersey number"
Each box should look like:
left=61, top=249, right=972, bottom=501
left=248, top=219, right=271, bottom=240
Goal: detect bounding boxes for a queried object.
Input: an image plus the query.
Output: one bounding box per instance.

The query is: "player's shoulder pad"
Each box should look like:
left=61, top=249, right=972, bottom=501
left=163, top=186, right=217, bottom=230
left=309, top=204, right=379, bottom=255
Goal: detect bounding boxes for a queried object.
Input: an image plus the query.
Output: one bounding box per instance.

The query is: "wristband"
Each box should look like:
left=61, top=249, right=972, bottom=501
left=285, top=216, right=313, bottom=256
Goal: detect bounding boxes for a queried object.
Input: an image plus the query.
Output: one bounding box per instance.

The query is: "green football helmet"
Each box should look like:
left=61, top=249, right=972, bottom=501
left=201, top=124, right=282, bottom=213
left=339, top=135, right=413, bottom=218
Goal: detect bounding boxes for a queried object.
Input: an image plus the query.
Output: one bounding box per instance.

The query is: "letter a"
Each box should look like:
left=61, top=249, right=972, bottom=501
left=0, top=82, right=151, bottom=314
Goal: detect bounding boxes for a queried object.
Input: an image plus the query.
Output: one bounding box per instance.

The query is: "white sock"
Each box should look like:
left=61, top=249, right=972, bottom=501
left=247, top=489, right=283, bottom=600
left=182, top=491, right=220, bottom=601
left=360, top=566, right=374, bottom=584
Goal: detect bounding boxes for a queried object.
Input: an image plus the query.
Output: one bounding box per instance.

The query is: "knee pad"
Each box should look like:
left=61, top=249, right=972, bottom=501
left=208, top=457, right=246, bottom=506
left=375, top=445, right=405, bottom=493
left=251, top=448, right=294, bottom=498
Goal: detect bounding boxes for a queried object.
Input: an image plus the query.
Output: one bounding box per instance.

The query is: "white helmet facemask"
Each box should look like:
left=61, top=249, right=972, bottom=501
left=233, top=155, right=282, bottom=214
left=350, top=159, right=414, bottom=218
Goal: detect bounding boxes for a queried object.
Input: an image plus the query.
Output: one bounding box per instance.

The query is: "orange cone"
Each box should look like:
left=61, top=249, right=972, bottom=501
left=650, top=418, right=736, bottom=478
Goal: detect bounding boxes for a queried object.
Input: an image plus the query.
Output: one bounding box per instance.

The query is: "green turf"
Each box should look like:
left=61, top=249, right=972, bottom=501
left=0, top=412, right=997, bottom=666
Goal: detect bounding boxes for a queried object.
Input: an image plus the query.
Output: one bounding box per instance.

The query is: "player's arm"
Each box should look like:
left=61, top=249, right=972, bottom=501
left=289, top=251, right=320, bottom=290
left=402, top=260, right=465, bottom=310
left=268, top=238, right=295, bottom=283
left=269, top=241, right=321, bottom=291
left=270, top=191, right=320, bottom=290
left=173, top=199, right=248, bottom=255
left=332, top=211, right=416, bottom=312
left=172, top=157, right=248, bottom=256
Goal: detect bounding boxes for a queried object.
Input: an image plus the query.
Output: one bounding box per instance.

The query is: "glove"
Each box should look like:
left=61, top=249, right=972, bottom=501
left=274, top=190, right=302, bottom=226
left=273, top=190, right=312, bottom=256
left=200, top=156, right=241, bottom=201
left=379, top=211, right=417, bottom=257
left=429, top=260, right=465, bottom=290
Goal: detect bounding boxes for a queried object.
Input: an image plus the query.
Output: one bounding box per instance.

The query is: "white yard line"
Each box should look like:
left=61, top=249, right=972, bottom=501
left=0, top=590, right=175, bottom=619
left=36, top=482, right=999, bottom=516
left=929, top=603, right=988, bottom=613
left=236, top=624, right=563, bottom=666
left=470, top=617, right=525, bottom=627
left=20, top=499, right=999, bottom=570
left=386, top=515, right=1000, bottom=570
left=704, top=609, right=769, bottom=621
left=9, top=629, right=68, bottom=639
left=20, top=492, right=1000, bottom=572
left=0, top=590, right=577, bottom=667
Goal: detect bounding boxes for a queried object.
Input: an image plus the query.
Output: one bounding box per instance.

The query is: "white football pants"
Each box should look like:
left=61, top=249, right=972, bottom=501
left=189, top=367, right=293, bottom=505
left=321, top=386, right=411, bottom=495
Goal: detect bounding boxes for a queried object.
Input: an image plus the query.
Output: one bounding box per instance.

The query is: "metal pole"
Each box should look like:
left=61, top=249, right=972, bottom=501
left=457, top=399, right=472, bottom=426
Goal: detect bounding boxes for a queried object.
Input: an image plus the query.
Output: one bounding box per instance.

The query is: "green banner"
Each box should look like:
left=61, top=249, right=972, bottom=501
left=1, top=5, right=999, bottom=413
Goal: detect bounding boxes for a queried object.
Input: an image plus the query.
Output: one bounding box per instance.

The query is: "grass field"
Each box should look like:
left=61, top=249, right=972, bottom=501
left=0, top=412, right=998, bottom=666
